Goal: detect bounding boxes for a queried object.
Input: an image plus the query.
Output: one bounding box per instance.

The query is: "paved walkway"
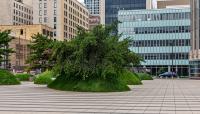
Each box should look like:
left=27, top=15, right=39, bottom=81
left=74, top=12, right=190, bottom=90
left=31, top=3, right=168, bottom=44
left=0, top=79, right=200, bottom=114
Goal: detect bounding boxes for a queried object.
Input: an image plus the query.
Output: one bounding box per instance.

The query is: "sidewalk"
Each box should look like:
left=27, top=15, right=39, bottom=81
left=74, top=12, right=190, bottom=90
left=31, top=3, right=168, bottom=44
left=0, top=79, right=200, bottom=114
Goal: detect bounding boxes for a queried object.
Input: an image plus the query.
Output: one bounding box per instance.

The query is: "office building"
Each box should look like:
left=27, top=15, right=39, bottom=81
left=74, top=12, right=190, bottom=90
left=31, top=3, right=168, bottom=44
left=0, top=0, right=33, bottom=25
left=118, top=8, right=191, bottom=76
left=0, top=24, right=53, bottom=70
left=84, top=0, right=101, bottom=29
left=84, top=0, right=100, bottom=15
left=33, top=0, right=89, bottom=41
left=100, top=0, right=153, bottom=25
left=190, top=0, right=200, bottom=77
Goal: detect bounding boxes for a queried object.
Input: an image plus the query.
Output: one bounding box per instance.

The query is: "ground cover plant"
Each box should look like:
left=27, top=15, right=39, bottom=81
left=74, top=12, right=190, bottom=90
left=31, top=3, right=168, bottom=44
left=34, top=70, right=54, bottom=85
left=137, top=73, right=153, bottom=80
left=0, top=69, right=20, bottom=85
left=15, top=73, right=32, bottom=81
left=118, top=70, right=142, bottom=85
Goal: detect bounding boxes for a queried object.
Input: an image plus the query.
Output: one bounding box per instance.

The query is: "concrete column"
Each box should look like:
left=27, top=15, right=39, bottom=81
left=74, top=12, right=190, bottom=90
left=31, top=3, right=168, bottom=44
left=168, top=66, right=171, bottom=72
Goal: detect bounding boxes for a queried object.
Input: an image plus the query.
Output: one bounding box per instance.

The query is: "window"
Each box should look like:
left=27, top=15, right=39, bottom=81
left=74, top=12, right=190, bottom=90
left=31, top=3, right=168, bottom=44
left=44, top=17, right=48, bottom=23
left=20, top=29, right=23, bottom=35
left=39, top=10, right=42, bottom=16
left=44, top=10, right=47, bottom=15
left=44, top=3, right=47, bottom=8
left=39, top=3, right=42, bottom=8
left=54, top=17, right=57, bottom=22
left=54, top=10, right=56, bottom=15
left=39, top=17, right=42, bottom=23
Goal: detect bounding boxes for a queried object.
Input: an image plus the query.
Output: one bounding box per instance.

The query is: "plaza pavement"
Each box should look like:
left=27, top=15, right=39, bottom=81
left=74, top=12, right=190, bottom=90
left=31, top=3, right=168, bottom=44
left=0, top=79, right=200, bottom=114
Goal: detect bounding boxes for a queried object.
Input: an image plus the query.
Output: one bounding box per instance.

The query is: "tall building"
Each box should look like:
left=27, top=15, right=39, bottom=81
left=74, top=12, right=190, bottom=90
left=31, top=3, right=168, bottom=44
left=0, top=0, right=33, bottom=25
left=84, top=0, right=100, bottom=15
left=100, top=0, right=153, bottom=25
left=118, top=8, right=191, bottom=76
left=84, top=0, right=101, bottom=29
left=33, top=0, right=89, bottom=41
left=190, top=0, right=200, bottom=77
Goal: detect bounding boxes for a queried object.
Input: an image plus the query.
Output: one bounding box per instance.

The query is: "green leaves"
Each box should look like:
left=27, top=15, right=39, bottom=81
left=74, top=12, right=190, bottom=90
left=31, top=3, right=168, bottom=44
left=0, top=30, right=14, bottom=65
left=27, top=33, right=54, bottom=70
left=52, top=23, right=142, bottom=81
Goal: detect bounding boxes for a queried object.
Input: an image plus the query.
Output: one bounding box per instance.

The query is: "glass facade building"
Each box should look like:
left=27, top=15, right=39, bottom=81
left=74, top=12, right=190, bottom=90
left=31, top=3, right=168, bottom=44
left=105, top=0, right=146, bottom=25
left=190, top=0, right=200, bottom=78
left=118, top=8, right=191, bottom=76
left=84, top=0, right=100, bottom=15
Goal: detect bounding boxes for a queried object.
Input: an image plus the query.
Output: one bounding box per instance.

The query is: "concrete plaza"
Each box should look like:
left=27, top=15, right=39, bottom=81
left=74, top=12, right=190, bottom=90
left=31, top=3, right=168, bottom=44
left=0, top=79, right=200, bottom=114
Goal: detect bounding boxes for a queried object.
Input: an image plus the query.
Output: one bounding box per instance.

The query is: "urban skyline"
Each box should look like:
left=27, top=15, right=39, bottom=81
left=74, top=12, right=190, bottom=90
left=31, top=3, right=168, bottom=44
left=1, top=1, right=200, bottom=114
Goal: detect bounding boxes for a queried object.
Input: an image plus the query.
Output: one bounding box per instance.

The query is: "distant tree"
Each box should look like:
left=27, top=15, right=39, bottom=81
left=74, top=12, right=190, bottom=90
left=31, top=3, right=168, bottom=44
left=0, top=30, right=14, bottom=69
left=26, top=33, right=54, bottom=71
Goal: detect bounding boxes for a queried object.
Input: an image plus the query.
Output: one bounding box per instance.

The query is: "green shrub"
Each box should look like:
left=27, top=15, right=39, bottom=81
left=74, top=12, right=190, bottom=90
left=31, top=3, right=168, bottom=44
left=0, top=69, right=20, bottom=85
left=15, top=73, right=32, bottom=81
left=34, top=70, right=53, bottom=85
left=119, top=70, right=142, bottom=85
left=137, top=73, right=153, bottom=80
left=48, top=76, right=130, bottom=92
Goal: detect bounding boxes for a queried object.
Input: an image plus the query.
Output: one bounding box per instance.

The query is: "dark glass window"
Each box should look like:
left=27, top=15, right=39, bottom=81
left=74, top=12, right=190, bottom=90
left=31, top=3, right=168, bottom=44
left=105, top=0, right=146, bottom=25
left=132, top=39, right=190, bottom=47
left=134, top=26, right=190, bottom=34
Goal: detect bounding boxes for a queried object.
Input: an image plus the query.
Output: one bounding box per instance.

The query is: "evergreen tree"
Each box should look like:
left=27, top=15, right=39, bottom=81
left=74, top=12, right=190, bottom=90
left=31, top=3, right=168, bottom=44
left=0, top=30, right=14, bottom=69
left=27, top=33, right=54, bottom=71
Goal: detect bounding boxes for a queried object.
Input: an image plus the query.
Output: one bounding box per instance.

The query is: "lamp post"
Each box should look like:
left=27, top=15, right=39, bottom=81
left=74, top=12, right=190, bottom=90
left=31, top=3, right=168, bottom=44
left=171, top=40, right=174, bottom=78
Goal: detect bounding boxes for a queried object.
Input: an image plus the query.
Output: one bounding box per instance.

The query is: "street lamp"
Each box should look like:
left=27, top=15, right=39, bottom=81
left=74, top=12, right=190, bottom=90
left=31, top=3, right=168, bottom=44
left=171, top=40, right=174, bottom=78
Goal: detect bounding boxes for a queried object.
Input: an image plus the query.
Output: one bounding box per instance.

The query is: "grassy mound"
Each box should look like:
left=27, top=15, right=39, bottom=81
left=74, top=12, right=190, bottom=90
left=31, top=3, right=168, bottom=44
left=0, top=69, right=20, bottom=85
left=119, top=70, right=142, bottom=85
left=48, top=76, right=130, bottom=92
left=15, top=73, right=32, bottom=81
left=34, top=70, right=53, bottom=85
left=137, top=73, right=153, bottom=80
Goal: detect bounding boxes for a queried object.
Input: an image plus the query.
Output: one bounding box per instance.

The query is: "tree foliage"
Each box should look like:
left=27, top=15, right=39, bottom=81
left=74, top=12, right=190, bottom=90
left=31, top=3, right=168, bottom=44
left=52, top=23, right=142, bottom=81
left=27, top=33, right=54, bottom=70
left=0, top=30, right=14, bottom=65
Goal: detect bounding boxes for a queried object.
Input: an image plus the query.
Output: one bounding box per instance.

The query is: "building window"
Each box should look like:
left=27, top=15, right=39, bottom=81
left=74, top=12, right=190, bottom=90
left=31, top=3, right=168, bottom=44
left=39, top=10, right=42, bottom=16
left=54, top=10, right=56, bottom=15
left=44, top=3, right=47, bottom=8
left=44, top=17, right=48, bottom=23
left=54, top=2, right=57, bottom=8
left=44, top=10, right=47, bottom=15
left=20, top=29, right=23, bottom=35
left=39, top=3, right=42, bottom=8
left=54, top=17, right=57, bottom=22
left=39, top=17, right=42, bottom=23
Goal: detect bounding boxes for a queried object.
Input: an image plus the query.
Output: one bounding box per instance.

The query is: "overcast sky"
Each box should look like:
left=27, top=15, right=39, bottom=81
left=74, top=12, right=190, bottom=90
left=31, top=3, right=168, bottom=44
left=78, top=0, right=84, bottom=3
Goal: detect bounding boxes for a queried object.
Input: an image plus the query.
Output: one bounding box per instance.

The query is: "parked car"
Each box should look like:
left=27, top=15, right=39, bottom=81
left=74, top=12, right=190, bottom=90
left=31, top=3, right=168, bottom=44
left=159, top=72, right=177, bottom=78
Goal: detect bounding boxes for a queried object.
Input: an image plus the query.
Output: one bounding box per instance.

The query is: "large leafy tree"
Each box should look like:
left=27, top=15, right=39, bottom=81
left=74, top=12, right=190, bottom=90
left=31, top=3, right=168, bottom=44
left=0, top=30, right=14, bottom=68
left=52, top=23, right=142, bottom=81
left=27, top=33, right=54, bottom=70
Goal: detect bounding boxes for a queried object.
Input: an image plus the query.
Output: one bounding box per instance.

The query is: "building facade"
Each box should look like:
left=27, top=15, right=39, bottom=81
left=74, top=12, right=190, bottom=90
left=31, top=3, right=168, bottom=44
left=0, top=24, right=53, bottom=70
left=0, top=0, right=33, bottom=25
left=156, top=0, right=190, bottom=9
left=84, top=0, right=100, bottom=15
left=100, top=0, right=153, bottom=25
left=84, top=0, right=101, bottom=29
left=118, top=8, right=191, bottom=76
left=89, top=15, right=101, bottom=29
left=33, top=0, right=89, bottom=41
left=190, top=0, right=200, bottom=77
